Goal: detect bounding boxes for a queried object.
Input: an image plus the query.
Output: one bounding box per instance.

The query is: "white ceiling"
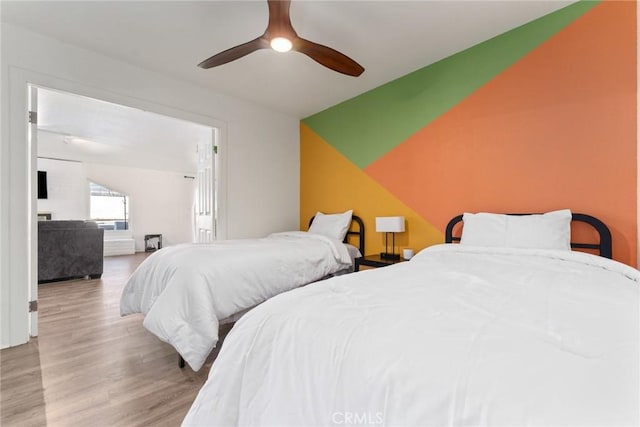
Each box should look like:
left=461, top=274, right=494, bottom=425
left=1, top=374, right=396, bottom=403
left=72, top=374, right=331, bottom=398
left=37, top=88, right=211, bottom=173
left=2, top=0, right=575, bottom=118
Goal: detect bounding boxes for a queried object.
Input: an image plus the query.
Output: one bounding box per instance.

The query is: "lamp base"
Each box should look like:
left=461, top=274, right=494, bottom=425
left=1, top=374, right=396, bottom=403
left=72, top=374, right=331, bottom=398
left=380, top=252, right=400, bottom=260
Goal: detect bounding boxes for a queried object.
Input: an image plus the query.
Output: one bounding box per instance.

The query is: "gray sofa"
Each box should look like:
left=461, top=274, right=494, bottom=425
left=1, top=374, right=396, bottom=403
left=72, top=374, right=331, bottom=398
left=38, top=220, right=104, bottom=283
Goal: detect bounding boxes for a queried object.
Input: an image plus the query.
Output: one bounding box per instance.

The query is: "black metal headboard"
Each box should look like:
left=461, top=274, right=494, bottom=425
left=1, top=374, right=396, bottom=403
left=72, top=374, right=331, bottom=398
left=444, top=213, right=612, bottom=259
left=308, top=215, right=365, bottom=255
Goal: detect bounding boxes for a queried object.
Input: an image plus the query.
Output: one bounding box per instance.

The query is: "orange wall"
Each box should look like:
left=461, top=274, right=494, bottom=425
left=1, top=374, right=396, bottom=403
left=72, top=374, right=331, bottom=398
left=302, top=1, right=637, bottom=266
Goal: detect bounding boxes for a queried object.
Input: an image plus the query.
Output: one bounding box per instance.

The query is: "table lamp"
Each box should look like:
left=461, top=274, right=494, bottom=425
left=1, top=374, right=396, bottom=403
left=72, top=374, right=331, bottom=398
left=375, top=216, right=405, bottom=260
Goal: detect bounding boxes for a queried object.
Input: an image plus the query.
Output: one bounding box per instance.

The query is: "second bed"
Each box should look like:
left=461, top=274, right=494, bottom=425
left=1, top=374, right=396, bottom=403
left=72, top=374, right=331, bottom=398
left=120, top=211, right=364, bottom=371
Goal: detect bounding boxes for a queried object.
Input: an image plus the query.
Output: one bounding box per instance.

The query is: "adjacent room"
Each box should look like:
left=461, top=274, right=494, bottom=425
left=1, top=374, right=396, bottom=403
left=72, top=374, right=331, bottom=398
left=1, top=0, right=638, bottom=426
left=35, top=88, right=214, bottom=268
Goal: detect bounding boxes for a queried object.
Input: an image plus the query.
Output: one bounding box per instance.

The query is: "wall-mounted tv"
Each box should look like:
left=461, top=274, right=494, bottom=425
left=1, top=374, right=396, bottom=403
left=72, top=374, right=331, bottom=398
left=37, top=171, right=48, bottom=199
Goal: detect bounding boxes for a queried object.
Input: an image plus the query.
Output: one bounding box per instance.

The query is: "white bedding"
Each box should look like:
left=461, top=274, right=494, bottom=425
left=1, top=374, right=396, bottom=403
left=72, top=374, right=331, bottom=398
left=120, top=231, right=352, bottom=371
left=183, top=244, right=639, bottom=426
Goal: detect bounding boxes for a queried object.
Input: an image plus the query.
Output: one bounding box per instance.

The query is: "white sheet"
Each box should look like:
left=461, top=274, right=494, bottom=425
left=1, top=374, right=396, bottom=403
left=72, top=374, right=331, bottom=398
left=120, top=231, right=351, bottom=371
left=183, top=244, right=639, bottom=426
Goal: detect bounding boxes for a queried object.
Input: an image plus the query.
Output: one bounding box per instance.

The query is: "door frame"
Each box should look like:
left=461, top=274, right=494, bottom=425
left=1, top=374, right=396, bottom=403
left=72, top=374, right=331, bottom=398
left=28, top=85, right=39, bottom=337
left=2, top=66, right=228, bottom=348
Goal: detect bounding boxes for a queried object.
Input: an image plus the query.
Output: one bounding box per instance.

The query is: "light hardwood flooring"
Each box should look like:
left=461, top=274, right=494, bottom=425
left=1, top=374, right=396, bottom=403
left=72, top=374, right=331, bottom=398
left=1, top=253, right=228, bottom=426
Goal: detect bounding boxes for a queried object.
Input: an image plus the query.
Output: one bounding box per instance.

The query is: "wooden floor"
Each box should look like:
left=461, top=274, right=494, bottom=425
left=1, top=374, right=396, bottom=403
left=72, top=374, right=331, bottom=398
left=1, top=253, right=222, bottom=426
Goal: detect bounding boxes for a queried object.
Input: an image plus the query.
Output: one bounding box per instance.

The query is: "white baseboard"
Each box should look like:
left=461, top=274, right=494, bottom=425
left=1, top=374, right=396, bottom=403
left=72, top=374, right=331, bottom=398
left=104, top=238, right=135, bottom=256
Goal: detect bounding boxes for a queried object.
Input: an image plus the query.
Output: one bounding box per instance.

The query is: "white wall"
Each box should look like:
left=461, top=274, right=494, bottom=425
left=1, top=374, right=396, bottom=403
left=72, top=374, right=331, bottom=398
left=86, top=163, right=196, bottom=251
left=35, top=158, right=196, bottom=251
left=1, top=23, right=300, bottom=348
left=37, top=158, right=89, bottom=220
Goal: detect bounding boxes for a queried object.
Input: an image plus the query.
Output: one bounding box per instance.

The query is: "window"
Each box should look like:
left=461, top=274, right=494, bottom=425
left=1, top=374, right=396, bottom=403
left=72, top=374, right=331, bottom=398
left=89, top=182, right=129, bottom=230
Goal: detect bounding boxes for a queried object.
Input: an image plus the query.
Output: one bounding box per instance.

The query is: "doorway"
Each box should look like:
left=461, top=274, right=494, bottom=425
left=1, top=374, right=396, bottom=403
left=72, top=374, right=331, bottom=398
left=29, top=85, right=221, bottom=336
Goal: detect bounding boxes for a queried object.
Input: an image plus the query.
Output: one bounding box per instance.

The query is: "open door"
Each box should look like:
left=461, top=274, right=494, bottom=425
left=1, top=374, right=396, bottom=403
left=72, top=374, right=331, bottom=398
left=195, top=129, right=218, bottom=243
left=28, top=85, right=39, bottom=337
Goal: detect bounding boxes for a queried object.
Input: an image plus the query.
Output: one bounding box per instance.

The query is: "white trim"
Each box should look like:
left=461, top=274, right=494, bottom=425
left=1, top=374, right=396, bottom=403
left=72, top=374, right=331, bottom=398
left=28, top=86, right=38, bottom=337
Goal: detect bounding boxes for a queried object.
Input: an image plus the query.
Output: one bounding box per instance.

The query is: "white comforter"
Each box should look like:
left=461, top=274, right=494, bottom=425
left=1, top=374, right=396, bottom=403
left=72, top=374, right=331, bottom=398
left=120, top=231, right=351, bottom=371
left=184, top=244, right=639, bottom=426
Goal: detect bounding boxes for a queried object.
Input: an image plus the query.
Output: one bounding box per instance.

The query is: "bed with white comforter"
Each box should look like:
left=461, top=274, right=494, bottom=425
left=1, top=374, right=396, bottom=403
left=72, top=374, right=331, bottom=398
left=120, top=231, right=352, bottom=371
left=183, top=244, right=639, bottom=426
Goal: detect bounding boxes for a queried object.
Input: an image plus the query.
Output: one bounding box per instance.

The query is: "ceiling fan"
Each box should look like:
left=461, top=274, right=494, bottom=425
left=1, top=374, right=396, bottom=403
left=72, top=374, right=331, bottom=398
left=198, top=0, right=365, bottom=77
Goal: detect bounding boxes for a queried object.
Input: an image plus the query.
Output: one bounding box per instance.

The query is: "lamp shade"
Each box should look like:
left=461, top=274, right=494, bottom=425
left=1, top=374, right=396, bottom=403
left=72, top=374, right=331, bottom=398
left=375, top=216, right=405, bottom=233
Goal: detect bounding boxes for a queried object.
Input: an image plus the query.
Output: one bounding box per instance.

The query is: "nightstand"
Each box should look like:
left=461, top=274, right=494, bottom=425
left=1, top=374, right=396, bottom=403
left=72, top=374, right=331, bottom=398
left=354, top=254, right=406, bottom=272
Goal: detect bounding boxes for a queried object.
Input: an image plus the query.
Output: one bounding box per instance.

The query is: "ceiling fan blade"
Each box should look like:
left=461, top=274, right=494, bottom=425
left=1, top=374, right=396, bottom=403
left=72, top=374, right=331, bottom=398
left=266, top=0, right=295, bottom=37
left=198, top=0, right=364, bottom=77
left=294, top=38, right=364, bottom=77
left=198, top=36, right=269, bottom=69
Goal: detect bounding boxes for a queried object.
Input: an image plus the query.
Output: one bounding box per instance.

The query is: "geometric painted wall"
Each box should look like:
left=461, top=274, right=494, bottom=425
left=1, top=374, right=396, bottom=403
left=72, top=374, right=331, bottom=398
left=301, top=0, right=637, bottom=266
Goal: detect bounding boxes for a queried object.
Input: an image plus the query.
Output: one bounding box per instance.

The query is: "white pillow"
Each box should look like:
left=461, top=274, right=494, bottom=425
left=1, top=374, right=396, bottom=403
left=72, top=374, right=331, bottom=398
left=460, top=212, right=507, bottom=247
left=308, top=210, right=353, bottom=241
left=461, top=209, right=572, bottom=251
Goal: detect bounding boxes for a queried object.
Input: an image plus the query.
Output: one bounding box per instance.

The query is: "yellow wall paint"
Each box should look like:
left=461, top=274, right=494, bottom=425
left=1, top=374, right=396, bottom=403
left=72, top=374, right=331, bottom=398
left=300, top=123, right=443, bottom=256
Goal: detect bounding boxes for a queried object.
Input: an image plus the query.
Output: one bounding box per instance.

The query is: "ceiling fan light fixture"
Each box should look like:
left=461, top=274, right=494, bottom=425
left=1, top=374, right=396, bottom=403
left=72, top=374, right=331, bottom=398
left=198, top=0, right=364, bottom=76
left=63, top=135, right=89, bottom=144
left=270, top=37, right=292, bottom=53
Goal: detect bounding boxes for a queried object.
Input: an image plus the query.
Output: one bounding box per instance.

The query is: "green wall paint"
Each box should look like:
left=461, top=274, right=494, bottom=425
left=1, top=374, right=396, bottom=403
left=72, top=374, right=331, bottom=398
left=302, top=0, right=599, bottom=169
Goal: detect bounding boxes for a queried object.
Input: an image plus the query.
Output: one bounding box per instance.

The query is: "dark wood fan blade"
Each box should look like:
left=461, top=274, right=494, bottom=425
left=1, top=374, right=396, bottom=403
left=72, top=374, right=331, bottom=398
left=294, top=38, right=364, bottom=77
left=267, top=0, right=295, bottom=37
left=199, top=0, right=363, bottom=77
left=198, top=36, right=269, bottom=69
